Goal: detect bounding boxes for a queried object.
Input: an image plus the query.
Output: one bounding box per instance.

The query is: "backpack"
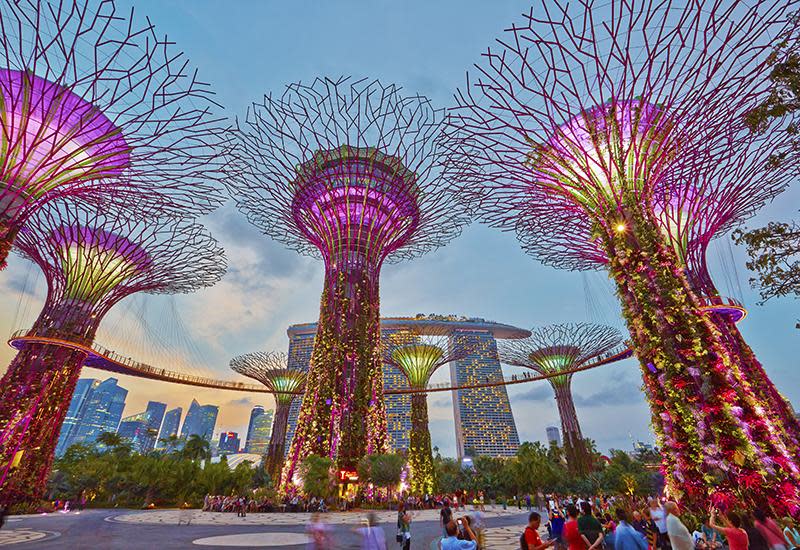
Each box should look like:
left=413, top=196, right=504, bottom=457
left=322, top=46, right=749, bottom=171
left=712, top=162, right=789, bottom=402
left=521, top=527, right=534, bottom=550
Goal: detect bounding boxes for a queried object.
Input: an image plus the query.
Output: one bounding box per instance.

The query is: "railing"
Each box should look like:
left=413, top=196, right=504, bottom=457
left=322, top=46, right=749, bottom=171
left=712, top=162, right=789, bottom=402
left=7, top=332, right=633, bottom=395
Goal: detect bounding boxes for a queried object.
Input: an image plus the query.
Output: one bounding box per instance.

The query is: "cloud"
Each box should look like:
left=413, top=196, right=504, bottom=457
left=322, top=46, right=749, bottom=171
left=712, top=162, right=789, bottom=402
left=573, top=382, right=645, bottom=408
left=516, top=385, right=553, bottom=403
left=227, top=396, right=254, bottom=406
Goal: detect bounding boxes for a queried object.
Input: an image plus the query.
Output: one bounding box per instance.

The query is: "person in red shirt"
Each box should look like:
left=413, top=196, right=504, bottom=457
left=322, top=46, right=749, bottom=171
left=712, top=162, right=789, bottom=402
left=563, top=505, right=587, bottom=550
left=526, top=512, right=558, bottom=550
left=709, top=509, right=749, bottom=550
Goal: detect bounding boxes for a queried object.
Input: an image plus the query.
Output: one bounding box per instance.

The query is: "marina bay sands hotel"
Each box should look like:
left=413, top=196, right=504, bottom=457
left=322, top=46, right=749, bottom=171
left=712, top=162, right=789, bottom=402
left=285, top=315, right=531, bottom=459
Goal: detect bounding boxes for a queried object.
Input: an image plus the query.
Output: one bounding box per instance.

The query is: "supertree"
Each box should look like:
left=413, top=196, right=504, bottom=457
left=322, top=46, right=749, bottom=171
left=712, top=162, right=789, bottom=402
left=382, top=328, right=469, bottom=495
left=499, top=323, right=623, bottom=476
left=229, top=77, right=468, bottom=490
left=447, top=0, right=800, bottom=514
left=0, top=0, right=229, bottom=270
left=230, top=352, right=306, bottom=483
left=514, top=128, right=800, bottom=452
left=0, top=201, right=225, bottom=506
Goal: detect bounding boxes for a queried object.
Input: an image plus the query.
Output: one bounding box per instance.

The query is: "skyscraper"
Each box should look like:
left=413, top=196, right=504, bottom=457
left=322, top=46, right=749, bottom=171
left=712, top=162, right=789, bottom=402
left=450, top=328, right=520, bottom=459
left=286, top=316, right=527, bottom=459
left=245, top=406, right=273, bottom=454
left=218, top=432, right=241, bottom=454
left=157, top=407, right=182, bottom=447
left=546, top=426, right=562, bottom=447
left=116, top=401, right=166, bottom=454
left=55, top=378, right=100, bottom=456
left=180, top=399, right=218, bottom=442
left=68, top=378, right=128, bottom=447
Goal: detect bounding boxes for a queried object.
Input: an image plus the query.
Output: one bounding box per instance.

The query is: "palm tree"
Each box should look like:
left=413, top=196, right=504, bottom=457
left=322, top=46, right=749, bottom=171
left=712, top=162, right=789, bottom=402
left=96, top=432, right=123, bottom=449
left=182, top=435, right=211, bottom=462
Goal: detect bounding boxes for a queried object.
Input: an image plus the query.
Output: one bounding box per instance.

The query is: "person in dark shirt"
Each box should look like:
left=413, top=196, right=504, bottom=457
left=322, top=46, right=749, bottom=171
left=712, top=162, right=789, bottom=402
left=631, top=510, right=648, bottom=538
left=578, top=502, right=604, bottom=550
left=441, top=500, right=453, bottom=537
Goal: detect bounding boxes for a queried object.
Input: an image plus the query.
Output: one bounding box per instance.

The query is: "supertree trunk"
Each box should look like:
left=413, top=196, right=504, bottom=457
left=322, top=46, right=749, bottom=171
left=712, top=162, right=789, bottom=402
left=600, top=200, right=800, bottom=516
left=281, top=262, right=388, bottom=491
left=0, top=344, right=89, bottom=507
left=265, top=402, right=292, bottom=483
left=408, top=393, right=435, bottom=496
left=0, top=300, right=99, bottom=507
left=552, top=382, right=590, bottom=476
left=709, top=314, right=800, bottom=451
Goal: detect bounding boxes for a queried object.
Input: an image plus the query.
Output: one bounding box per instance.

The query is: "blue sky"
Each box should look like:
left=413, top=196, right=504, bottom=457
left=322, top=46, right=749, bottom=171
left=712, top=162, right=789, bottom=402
left=1, top=0, right=798, bottom=458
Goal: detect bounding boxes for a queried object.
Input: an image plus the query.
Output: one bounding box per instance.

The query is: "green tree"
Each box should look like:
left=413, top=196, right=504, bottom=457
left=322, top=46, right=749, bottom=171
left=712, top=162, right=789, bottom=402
left=181, top=435, right=211, bottom=462
left=358, top=453, right=405, bottom=497
left=734, top=222, right=800, bottom=307
left=299, top=455, right=335, bottom=499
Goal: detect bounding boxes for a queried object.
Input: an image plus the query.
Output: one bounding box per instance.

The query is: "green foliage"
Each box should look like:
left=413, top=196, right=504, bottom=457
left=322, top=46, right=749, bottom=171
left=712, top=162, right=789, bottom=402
left=299, top=455, right=335, bottom=499
left=357, top=453, right=405, bottom=492
left=433, top=442, right=662, bottom=499
left=48, top=436, right=260, bottom=508
left=734, top=222, right=800, bottom=306
left=181, top=434, right=212, bottom=462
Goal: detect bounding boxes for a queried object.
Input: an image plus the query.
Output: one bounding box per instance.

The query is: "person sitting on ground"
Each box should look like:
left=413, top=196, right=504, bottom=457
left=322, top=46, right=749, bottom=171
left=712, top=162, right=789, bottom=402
left=613, top=508, right=647, bottom=550
left=579, top=502, right=605, bottom=550
left=709, top=509, right=749, bottom=550
left=441, top=519, right=477, bottom=550
left=523, top=512, right=558, bottom=550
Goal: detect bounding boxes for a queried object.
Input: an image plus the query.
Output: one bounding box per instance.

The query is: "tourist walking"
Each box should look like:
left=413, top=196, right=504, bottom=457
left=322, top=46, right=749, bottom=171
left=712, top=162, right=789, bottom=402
left=306, top=513, right=332, bottom=550
left=578, top=502, right=604, bottom=550
left=397, top=502, right=411, bottom=550
left=549, top=508, right=566, bottom=550
left=648, top=499, right=668, bottom=550
left=442, top=499, right=453, bottom=537
left=358, top=513, right=387, bottom=550
left=614, top=509, right=648, bottom=550
left=754, top=509, right=789, bottom=550
left=664, top=502, right=693, bottom=550
left=709, top=509, right=749, bottom=550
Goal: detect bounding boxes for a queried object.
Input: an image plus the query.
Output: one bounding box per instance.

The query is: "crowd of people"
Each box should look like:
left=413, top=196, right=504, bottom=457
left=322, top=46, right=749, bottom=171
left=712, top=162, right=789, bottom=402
left=535, top=496, right=800, bottom=550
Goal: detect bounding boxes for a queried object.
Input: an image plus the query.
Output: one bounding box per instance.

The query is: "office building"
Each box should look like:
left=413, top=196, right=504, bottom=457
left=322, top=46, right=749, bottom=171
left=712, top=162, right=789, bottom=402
left=67, top=378, right=128, bottom=447
left=157, top=407, right=182, bottom=447
left=180, top=399, right=218, bottom=442
left=117, top=401, right=166, bottom=454
left=245, top=406, right=273, bottom=454
left=218, top=432, right=241, bottom=454
left=56, top=378, right=100, bottom=456
left=546, top=426, right=562, bottom=447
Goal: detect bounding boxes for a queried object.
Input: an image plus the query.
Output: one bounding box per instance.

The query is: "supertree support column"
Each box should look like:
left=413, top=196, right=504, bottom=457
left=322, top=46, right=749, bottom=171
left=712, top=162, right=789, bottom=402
left=230, top=352, right=306, bottom=484
left=228, top=77, right=468, bottom=490
left=500, top=324, right=623, bottom=476
left=382, top=328, right=470, bottom=495
left=0, top=0, right=231, bottom=270
left=446, top=0, right=800, bottom=515
left=0, top=201, right=225, bottom=507
left=514, top=127, right=800, bottom=459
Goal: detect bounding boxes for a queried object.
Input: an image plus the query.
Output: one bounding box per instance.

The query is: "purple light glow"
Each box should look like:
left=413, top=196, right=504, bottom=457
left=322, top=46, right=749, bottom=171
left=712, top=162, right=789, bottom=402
left=0, top=69, right=130, bottom=197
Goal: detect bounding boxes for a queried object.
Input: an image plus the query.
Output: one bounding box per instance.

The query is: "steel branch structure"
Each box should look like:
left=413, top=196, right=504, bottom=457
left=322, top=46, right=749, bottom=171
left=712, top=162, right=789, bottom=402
left=447, top=0, right=800, bottom=514
left=500, top=324, right=622, bottom=475
left=229, top=77, right=468, bottom=490
left=0, top=0, right=229, bottom=270
left=231, top=352, right=306, bottom=483
left=382, top=328, right=469, bottom=495
left=0, top=201, right=225, bottom=506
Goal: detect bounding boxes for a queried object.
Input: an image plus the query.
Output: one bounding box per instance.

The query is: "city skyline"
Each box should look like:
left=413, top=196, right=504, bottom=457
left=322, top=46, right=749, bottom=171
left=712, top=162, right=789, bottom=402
left=1, top=0, right=798, bottom=460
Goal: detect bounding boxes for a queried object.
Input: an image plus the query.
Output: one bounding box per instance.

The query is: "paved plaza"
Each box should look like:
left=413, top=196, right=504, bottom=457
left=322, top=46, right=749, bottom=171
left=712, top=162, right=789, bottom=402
left=1, top=507, right=534, bottom=548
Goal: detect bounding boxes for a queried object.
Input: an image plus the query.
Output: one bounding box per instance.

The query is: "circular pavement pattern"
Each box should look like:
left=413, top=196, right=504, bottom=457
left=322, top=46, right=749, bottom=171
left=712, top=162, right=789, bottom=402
left=192, top=532, right=310, bottom=547
left=0, top=528, right=60, bottom=545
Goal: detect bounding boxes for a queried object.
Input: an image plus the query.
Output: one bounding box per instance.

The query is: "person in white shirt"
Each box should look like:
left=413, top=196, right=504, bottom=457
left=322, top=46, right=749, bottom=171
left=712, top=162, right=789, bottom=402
left=665, top=502, right=694, bottom=550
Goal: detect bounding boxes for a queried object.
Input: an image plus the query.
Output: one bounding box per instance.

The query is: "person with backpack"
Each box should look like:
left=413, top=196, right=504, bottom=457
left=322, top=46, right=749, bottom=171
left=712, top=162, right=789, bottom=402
left=523, top=512, right=558, bottom=550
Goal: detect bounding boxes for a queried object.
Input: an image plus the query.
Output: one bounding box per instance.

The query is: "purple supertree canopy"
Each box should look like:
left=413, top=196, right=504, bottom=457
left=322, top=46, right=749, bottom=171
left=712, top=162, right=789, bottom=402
left=229, top=76, right=468, bottom=265
left=0, top=0, right=230, bottom=265
left=446, top=0, right=796, bottom=230
left=14, top=199, right=226, bottom=330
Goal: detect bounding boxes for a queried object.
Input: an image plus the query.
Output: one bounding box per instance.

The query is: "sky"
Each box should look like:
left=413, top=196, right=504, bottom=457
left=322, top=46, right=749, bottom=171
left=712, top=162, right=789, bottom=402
left=1, top=0, right=798, bottom=458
